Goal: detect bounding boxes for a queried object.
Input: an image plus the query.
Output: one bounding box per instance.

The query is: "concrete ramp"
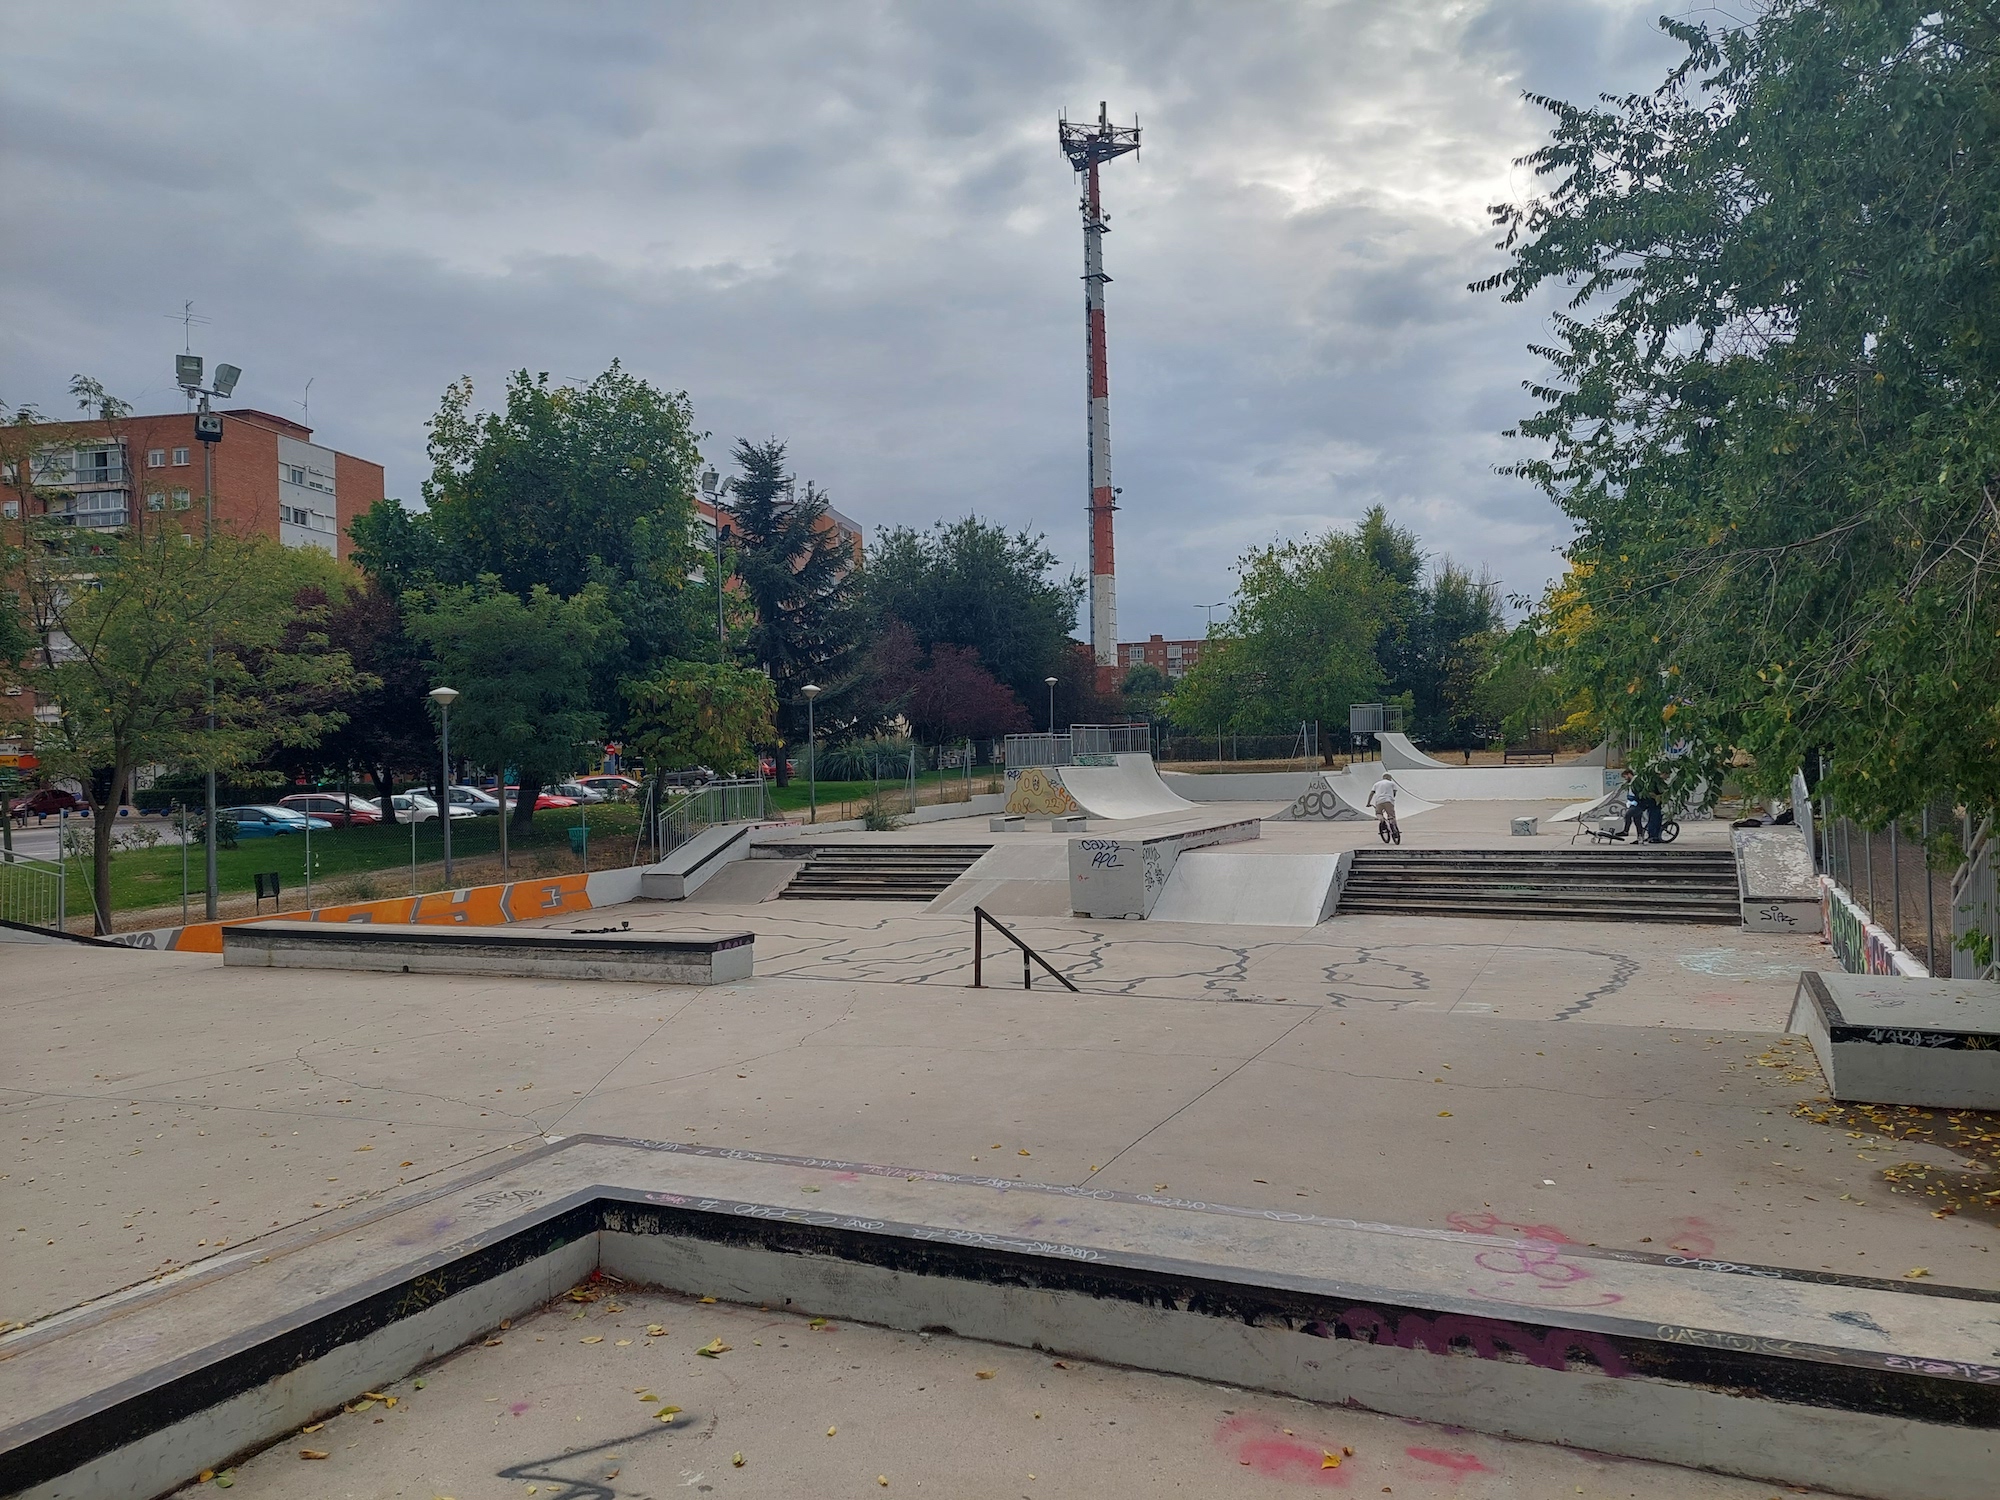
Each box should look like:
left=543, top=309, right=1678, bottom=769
left=1549, top=785, right=1626, bottom=824
left=1380, top=732, right=1450, bottom=770
left=1148, top=849, right=1344, bottom=925
left=1050, top=752, right=1196, bottom=820
left=1331, top=762, right=1608, bottom=803
left=1313, top=767, right=1442, bottom=819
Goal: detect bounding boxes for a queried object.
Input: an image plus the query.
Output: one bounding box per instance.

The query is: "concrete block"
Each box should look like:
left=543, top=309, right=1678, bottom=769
left=1068, top=818, right=1261, bottom=919
left=638, top=823, right=751, bottom=900
left=1735, top=825, right=1822, bottom=933
left=222, top=921, right=753, bottom=985
left=1050, top=815, right=1089, bottom=832
left=1789, top=970, right=2000, bottom=1108
left=989, top=815, right=1026, bottom=832
left=1511, top=816, right=1539, bottom=836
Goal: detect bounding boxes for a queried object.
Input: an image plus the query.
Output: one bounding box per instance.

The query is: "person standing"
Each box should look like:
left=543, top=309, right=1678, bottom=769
left=1629, top=764, right=1665, bottom=844
left=1368, top=770, right=1402, bottom=844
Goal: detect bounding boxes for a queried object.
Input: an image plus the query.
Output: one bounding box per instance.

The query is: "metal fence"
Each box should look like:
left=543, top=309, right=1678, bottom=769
left=1069, top=723, right=1152, bottom=758
left=1, top=848, right=65, bottom=932
left=1818, top=801, right=1962, bottom=977
left=652, top=777, right=768, bottom=855
left=1003, top=733, right=1072, bottom=769
left=1154, top=729, right=1331, bottom=766
left=1952, top=818, right=1997, bottom=981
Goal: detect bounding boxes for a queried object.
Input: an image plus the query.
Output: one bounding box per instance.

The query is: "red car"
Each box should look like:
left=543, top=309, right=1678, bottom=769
left=503, top=786, right=579, bottom=810
left=279, top=793, right=381, bottom=827
left=9, top=787, right=84, bottom=822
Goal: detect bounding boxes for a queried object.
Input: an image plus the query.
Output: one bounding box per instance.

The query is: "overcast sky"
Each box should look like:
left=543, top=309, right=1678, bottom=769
left=2, top=1, right=1690, bottom=638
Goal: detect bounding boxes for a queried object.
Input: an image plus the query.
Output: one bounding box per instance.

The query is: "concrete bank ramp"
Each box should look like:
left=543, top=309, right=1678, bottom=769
left=1380, top=732, right=1450, bottom=770
left=1147, top=849, right=1344, bottom=925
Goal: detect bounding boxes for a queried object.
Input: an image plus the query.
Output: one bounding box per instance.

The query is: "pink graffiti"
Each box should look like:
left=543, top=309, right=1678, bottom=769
left=1445, top=1210, right=1573, bottom=1243
left=1314, top=1307, right=1631, bottom=1378
left=1406, top=1446, right=1489, bottom=1480
left=1214, top=1415, right=1351, bottom=1487
left=1665, top=1216, right=1717, bottom=1258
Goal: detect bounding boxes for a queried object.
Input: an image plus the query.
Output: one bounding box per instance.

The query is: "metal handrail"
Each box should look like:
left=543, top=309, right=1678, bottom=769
left=970, top=905, right=1079, bottom=992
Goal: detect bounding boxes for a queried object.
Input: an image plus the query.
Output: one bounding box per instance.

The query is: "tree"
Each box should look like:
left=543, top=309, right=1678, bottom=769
left=17, top=526, right=359, bottom=931
left=863, top=517, right=1082, bottom=709
left=1166, top=527, right=1396, bottom=733
left=408, top=582, right=616, bottom=830
left=353, top=364, right=706, bottom=719
left=1119, top=663, right=1171, bottom=719
left=900, top=644, right=1029, bottom=745
left=268, top=580, right=434, bottom=821
left=725, top=438, right=859, bottom=784
left=623, top=661, right=776, bottom=776
left=1477, top=2, right=2000, bottom=824
left=1402, top=562, right=1503, bottom=749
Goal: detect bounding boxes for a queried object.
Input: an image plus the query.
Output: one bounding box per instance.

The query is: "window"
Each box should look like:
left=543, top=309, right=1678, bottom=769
left=2, top=500, right=18, bottom=520
left=181, top=533, right=193, bottom=546
left=146, top=493, right=164, bottom=512
left=171, top=488, right=191, bottom=510
left=147, top=449, right=166, bottom=468
left=171, top=448, right=189, bottom=466
left=283, top=504, right=311, bottom=527
left=287, top=465, right=306, bottom=486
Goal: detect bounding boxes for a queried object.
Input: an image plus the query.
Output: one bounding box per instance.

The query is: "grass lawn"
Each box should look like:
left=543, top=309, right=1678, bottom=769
left=63, top=805, right=649, bottom=921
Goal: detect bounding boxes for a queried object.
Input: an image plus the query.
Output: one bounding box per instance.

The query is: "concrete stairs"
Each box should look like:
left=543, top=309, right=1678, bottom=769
left=1338, top=847, right=1741, bottom=924
left=778, top=844, right=990, bottom=901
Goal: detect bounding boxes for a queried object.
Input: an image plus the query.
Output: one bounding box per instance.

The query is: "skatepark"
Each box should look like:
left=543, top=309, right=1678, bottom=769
left=4, top=742, right=1994, bottom=1500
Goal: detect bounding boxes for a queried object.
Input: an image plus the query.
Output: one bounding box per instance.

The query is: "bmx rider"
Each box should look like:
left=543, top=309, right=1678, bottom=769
left=1368, top=771, right=1402, bottom=844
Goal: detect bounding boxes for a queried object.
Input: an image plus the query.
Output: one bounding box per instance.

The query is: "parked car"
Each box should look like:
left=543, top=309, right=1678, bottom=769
left=575, top=774, right=642, bottom=799
left=447, top=785, right=503, bottom=816
left=551, top=780, right=608, bottom=804
left=279, top=793, right=380, bottom=827
left=223, top=805, right=334, bottom=838
left=756, top=757, right=795, bottom=779
left=502, top=786, right=578, bottom=810
left=380, top=793, right=476, bottom=823
left=9, top=787, right=84, bottom=822
left=658, top=767, right=718, bottom=788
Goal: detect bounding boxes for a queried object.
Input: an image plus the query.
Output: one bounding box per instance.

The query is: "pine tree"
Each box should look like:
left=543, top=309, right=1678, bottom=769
left=724, top=438, right=858, bottom=784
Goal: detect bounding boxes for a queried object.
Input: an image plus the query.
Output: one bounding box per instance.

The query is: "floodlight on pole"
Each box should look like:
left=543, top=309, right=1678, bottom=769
left=176, top=354, right=204, bottom=392
left=212, top=364, right=241, bottom=398
left=802, top=684, right=822, bottom=824
left=430, top=687, right=459, bottom=884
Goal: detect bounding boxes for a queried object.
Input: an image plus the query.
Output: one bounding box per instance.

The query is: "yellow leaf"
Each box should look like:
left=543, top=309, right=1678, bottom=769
left=1322, top=1451, right=1342, bottom=1469
left=646, top=1324, right=667, bottom=1336
left=615, top=1339, right=633, bottom=1346
left=1438, top=1111, right=1452, bottom=1118
left=1018, top=1149, right=1030, bottom=1156
left=301, top=1423, right=323, bottom=1434
left=638, top=1391, right=659, bottom=1402
left=696, top=1337, right=730, bottom=1357
left=299, top=1449, right=329, bottom=1460
left=828, top=1426, right=838, bottom=1436
left=878, top=1478, right=889, bottom=1487
left=384, top=1396, right=398, bottom=1407
left=732, top=1453, right=745, bottom=1468
left=581, top=1335, right=603, bottom=1344
left=698, top=1296, right=717, bottom=1304
left=656, top=1405, right=682, bottom=1422
left=976, top=1370, right=995, bottom=1379
left=1905, top=1267, right=1931, bottom=1279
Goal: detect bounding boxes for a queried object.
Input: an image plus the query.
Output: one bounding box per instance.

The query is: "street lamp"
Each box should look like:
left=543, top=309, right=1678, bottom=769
left=429, top=686, right=459, bottom=883
left=702, top=467, right=731, bottom=657
left=802, top=684, right=821, bottom=824
left=178, top=352, right=243, bottom=919
left=1045, top=676, right=1059, bottom=734
left=1197, top=600, right=1228, bottom=629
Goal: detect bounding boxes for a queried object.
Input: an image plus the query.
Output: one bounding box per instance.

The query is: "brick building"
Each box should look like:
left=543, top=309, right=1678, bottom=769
left=3, top=408, right=383, bottom=560
left=1117, top=633, right=1207, bottom=680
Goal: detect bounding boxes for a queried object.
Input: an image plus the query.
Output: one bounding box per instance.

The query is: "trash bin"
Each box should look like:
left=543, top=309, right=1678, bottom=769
left=568, top=827, right=588, bottom=857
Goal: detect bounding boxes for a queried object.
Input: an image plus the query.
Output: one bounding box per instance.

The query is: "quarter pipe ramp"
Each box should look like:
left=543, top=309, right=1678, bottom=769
left=1004, top=753, right=1197, bottom=821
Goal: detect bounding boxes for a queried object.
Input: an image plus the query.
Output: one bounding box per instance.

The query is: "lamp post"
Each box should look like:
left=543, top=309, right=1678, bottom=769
left=702, top=468, right=731, bottom=658
left=429, top=687, right=459, bottom=883
left=1045, top=676, right=1058, bottom=734
left=178, top=352, right=242, bottom=919
left=802, top=684, right=821, bottom=824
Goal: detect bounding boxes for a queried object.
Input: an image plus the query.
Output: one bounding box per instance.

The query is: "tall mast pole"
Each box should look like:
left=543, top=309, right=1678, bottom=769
left=1060, top=102, right=1141, bottom=688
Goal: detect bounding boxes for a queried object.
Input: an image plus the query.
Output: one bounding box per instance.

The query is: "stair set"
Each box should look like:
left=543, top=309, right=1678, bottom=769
left=1338, top=846, right=1741, bottom=924
left=776, top=843, right=989, bottom=902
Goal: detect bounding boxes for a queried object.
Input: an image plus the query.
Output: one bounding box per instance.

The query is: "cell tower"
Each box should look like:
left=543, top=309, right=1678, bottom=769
left=1059, top=101, right=1141, bottom=680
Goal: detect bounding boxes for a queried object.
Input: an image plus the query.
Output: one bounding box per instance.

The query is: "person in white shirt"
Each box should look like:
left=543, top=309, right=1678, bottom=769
left=1367, top=772, right=1401, bottom=844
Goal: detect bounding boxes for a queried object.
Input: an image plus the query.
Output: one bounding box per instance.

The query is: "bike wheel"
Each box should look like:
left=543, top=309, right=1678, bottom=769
left=1661, top=819, right=1681, bottom=843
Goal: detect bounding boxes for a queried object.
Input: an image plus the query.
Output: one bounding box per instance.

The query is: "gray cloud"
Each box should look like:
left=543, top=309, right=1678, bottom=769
left=0, top=0, right=1689, bottom=633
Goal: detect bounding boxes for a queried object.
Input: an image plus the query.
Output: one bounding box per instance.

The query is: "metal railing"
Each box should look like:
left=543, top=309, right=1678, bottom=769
left=1003, top=733, right=1072, bottom=769
left=1951, top=817, right=1996, bottom=981
left=1070, top=723, right=1151, bottom=758
left=970, top=906, right=1078, bottom=992
left=1, top=848, right=65, bottom=932
left=1817, top=799, right=1961, bottom=977
left=652, top=776, right=768, bottom=854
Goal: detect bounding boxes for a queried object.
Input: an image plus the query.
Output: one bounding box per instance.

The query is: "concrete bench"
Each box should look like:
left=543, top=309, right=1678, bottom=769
left=1790, top=970, right=2000, bottom=1108
left=220, top=920, right=753, bottom=985
left=1050, top=814, right=1089, bottom=832
left=988, top=814, right=1026, bottom=832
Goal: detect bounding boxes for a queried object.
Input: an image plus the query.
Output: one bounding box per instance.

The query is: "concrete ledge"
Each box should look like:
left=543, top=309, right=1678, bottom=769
left=1050, top=814, right=1088, bottom=832
left=637, top=823, right=751, bottom=900
left=1789, top=970, right=2000, bottom=1108
left=1067, top=818, right=1261, bottom=919
left=1735, top=825, right=1823, bottom=934
left=7, top=1136, right=1997, bottom=1500
left=988, top=815, right=1026, bottom=832
left=219, top=921, right=754, bottom=985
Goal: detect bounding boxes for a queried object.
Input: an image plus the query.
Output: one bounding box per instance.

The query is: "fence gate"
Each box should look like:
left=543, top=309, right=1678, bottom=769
left=1, top=849, right=65, bottom=932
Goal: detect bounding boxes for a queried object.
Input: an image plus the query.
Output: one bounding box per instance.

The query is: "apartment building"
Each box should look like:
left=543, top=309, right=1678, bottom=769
left=4, top=408, right=382, bottom=560
left=1117, top=633, right=1207, bottom=679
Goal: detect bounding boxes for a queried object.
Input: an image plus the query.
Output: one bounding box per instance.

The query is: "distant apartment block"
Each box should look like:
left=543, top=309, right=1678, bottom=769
left=3, top=408, right=383, bottom=560
left=695, top=493, right=865, bottom=570
left=1118, top=634, right=1207, bottom=679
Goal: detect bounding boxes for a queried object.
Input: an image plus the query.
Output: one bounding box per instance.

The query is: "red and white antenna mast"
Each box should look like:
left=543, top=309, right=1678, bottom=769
left=1059, top=101, right=1141, bottom=683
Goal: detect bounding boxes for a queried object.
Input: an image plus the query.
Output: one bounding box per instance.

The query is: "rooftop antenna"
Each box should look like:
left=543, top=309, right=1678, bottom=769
left=1058, top=101, right=1142, bottom=685
left=163, top=301, right=214, bottom=408
left=296, top=377, right=314, bottom=428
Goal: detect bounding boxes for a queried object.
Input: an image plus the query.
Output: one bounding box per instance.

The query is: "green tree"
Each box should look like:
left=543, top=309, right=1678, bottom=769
left=1478, top=2, right=2000, bottom=824
left=863, top=517, right=1082, bottom=709
left=1119, top=663, right=1171, bottom=719
left=725, top=438, right=858, bottom=784
left=1167, top=528, right=1396, bottom=733
left=623, top=661, right=777, bottom=776
left=1403, top=562, right=1503, bottom=749
left=408, top=581, right=616, bottom=829
left=18, top=527, right=359, bottom=931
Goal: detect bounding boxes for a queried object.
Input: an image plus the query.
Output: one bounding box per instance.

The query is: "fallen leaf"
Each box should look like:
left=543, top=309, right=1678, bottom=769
left=878, top=1477, right=889, bottom=1487
left=808, top=1317, right=830, bottom=1330
left=976, top=1370, right=995, bottom=1379
left=638, top=1391, right=659, bottom=1402
left=301, top=1423, right=324, bottom=1434
left=615, top=1339, right=633, bottom=1346
left=1438, top=1112, right=1453, bottom=1118
left=215, top=1477, right=234, bottom=1489
left=299, top=1449, right=329, bottom=1460
left=646, top=1324, right=667, bottom=1336
left=732, top=1453, right=745, bottom=1468
left=484, top=1339, right=504, bottom=1348
left=1323, top=1452, right=1342, bottom=1469
left=384, top=1396, right=399, bottom=1407
left=828, top=1426, right=838, bottom=1436
left=501, top=1319, right=513, bottom=1329
left=1018, top=1150, right=1030, bottom=1157
left=656, top=1405, right=683, bottom=1422
left=199, top=1472, right=215, bottom=1484
left=355, top=1144, right=372, bottom=1151
left=1905, top=1267, right=1932, bottom=1279
left=699, top=1296, right=717, bottom=1304
left=345, top=1399, right=376, bottom=1413
left=362, top=1391, right=390, bottom=1401
left=414, top=1378, right=426, bottom=1389
left=581, top=1336, right=604, bottom=1344
left=1344, top=1446, right=1355, bottom=1456
left=696, top=1337, right=731, bottom=1357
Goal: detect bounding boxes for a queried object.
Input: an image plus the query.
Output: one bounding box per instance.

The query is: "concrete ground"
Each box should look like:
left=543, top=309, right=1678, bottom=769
left=170, top=1285, right=1852, bottom=1499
